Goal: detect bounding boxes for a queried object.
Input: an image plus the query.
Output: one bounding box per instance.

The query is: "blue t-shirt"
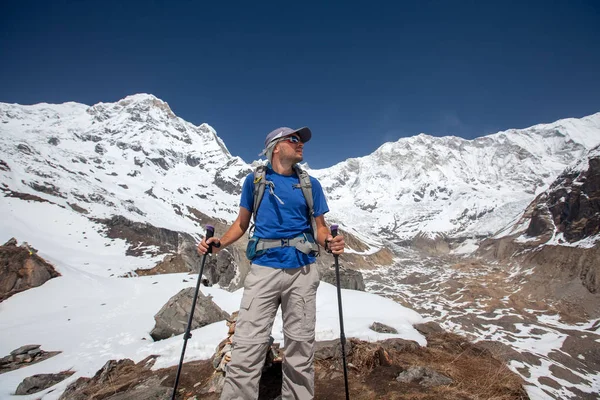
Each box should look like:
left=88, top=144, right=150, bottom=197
left=240, top=167, right=329, bottom=269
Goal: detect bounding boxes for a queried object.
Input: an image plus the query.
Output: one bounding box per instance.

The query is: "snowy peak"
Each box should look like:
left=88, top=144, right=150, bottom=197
left=0, top=95, right=242, bottom=230
left=312, top=112, right=600, bottom=241
left=87, top=93, right=176, bottom=125
left=1, top=94, right=599, bottom=246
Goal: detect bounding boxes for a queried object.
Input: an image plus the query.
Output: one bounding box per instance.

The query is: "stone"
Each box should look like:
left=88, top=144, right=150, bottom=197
left=150, top=287, right=230, bottom=341
left=10, top=344, right=41, bottom=356
left=396, top=366, right=453, bottom=387
left=97, top=376, right=171, bottom=400
left=414, top=321, right=445, bottom=336
left=314, top=339, right=353, bottom=360
left=379, top=338, right=421, bottom=353
left=3, top=237, right=17, bottom=247
left=369, top=322, right=398, bottom=334
left=200, top=372, right=226, bottom=394
left=0, top=243, right=60, bottom=301
left=15, top=371, right=74, bottom=395
left=320, top=266, right=365, bottom=291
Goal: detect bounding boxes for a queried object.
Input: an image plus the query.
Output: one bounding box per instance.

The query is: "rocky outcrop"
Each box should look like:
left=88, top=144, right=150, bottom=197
left=130, top=214, right=390, bottom=292
left=58, top=356, right=171, bottom=400
left=411, top=232, right=450, bottom=255
left=16, top=371, right=74, bottom=395
left=320, top=266, right=366, bottom=291
left=57, top=329, right=527, bottom=400
left=396, top=366, right=453, bottom=387
left=0, top=345, right=61, bottom=374
left=369, top=322, right=398, bottom=334
left=95, top=215, right=181, bottom=256
left=543, top=149, right=600, bottom=242
left=476, top=147, right=600, bottom=317
left=150, top=287, right=230, bottom=341
left=0, top=239, right=61, bottom=301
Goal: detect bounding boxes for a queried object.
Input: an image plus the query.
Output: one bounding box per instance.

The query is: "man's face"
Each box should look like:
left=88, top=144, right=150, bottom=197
left=275, top=134, right=304, bottom=163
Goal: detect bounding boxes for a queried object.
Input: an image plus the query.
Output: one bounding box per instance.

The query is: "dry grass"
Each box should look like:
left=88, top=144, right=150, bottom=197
left=314, top=334, right=528, bottom=400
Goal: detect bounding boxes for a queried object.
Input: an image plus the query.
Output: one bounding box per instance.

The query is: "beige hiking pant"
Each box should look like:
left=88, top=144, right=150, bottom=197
left=220, top=263, right=320, bottom=400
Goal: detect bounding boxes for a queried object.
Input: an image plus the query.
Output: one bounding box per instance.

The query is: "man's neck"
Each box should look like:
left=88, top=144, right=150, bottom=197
left=271, top=158, right=295, bottom=175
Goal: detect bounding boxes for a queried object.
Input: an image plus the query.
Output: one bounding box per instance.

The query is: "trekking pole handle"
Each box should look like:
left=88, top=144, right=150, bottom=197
left=206, top=225, right=215, bottom=239
left=205, top=225, right=219, bottom=253
left=330, top=224, right=338, bottom=238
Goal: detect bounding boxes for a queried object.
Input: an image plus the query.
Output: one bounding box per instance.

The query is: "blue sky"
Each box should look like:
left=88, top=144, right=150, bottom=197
left=1, top=0, right=599, bottom=168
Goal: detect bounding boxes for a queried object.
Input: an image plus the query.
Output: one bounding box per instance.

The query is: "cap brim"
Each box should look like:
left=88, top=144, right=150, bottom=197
left=291, top=127, right=311, bottom=143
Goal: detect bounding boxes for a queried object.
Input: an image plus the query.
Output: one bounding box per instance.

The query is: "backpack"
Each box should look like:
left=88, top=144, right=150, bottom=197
left=248, top=164, right=319, bottom=256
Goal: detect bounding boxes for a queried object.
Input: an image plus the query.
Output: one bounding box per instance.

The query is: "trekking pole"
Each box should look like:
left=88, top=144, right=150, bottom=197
left=331, top=224, right=350, bottom=400
left=171, top=225, right=217, bottom=400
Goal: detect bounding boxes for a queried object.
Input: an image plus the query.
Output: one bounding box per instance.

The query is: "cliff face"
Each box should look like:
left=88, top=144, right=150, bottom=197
left=477, top=146, right=600, bottom=317
left=527, top=146, right=600, bottom=242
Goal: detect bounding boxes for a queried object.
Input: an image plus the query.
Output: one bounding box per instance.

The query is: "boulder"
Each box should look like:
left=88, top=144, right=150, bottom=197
left=396, top=366, right=453, bottom=387
left=58, top=356, right=169, bottom=400
left=414, top=321, right=445, bottom=337
left=320, top=266, right=365, bottom=291
left=369, top=322, right=398, bottom=334
left=15, top=371, right=74, bottom=395
left=150, top=288, right=230, bottom=341
left=10, top=344, right=41, bottom=356
left=314, top=339, right=353, bottom=360
left=1, top=345, right=61, bottom=373
left=0, top=242, right=60, bottom=301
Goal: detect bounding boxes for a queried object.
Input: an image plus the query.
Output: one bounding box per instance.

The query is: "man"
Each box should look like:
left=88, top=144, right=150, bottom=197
left=197, top=126, right=345, bottom=400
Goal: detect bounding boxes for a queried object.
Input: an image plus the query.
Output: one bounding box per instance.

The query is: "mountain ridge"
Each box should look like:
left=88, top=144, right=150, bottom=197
left=1, top=95, right=599, bottom=247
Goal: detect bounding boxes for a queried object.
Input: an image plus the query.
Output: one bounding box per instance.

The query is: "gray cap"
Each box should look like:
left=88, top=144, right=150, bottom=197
left=264, top=126, right=312, bottom=148
left=259, top=127, right=312, bottom=162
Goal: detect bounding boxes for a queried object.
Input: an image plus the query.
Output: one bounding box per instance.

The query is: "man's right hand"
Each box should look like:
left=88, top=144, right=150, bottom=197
left=197, top=237, right=222, bottom=255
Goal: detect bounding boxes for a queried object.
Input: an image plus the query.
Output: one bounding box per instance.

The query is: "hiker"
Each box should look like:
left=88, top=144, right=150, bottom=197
left=197, top=126, right=345, bottom=400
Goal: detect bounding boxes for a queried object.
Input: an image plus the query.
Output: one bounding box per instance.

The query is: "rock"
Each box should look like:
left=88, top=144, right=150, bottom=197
left=59, top=356, right=163, bottom=400
left=205, top=250, right=238, bottom=288
left=320, top=266, right=365, bottom=291
left=3, top=237, right=17, bottom=247
left=56, top=335, right=526, bottom=400
left=0, top=244, right=60, bottom=301
left=411, top=232, right=450, bottom=255
left=1, top=346, right=61, bottom=374
left=314, top=339, right=353, bottom=360
left=15, top=371, right=74, bottom=395
left=200, top=373, right=226, bottom=394
left=369, top=322, right=398, bottom=334
left=379, top=338, right=421, bottom=353
left=414, top=321, right=445, bottom=336
left=96, top=376, right=171, bottom=400
left=95, top=215, right=180, bottom=256
left=10, top=344, right=41, bottom=356
left=396, top=366, right=453, bottom=387
left=150, top=288, right=230, bottom=341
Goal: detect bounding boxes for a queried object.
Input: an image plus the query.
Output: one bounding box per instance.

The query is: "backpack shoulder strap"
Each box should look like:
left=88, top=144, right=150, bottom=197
left=252, top=165, right=267, bottom=226
left=293, top=165, right=319, bottom=249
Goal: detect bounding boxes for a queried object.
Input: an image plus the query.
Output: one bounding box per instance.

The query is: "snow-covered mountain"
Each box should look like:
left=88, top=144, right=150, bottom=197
left=1, top=94, right=599, bottom=249
left=2, top=95, right=600, bottom=400
left=0, top=94, right=248, bottom=235
left=312, top=114, right=600, bottom=243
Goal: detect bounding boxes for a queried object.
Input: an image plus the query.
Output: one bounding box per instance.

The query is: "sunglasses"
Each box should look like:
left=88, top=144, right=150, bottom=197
left=281, top=135, right=301, bottom=144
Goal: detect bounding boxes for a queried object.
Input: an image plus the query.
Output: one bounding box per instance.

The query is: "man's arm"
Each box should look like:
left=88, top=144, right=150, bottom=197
left=197, top=207, right=252, bottom=255
left=315, top=215, right=345, bottom=255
